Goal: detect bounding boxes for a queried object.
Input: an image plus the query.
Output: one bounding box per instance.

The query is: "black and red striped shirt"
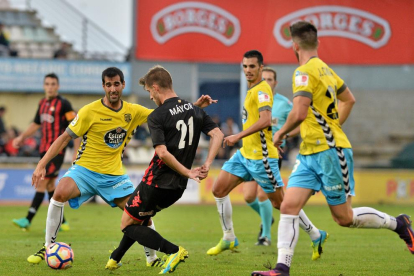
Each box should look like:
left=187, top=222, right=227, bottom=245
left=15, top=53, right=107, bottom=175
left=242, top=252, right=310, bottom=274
left=141, top=97, right=217, bottom=190
left=34, top=95, right=75, bottom=154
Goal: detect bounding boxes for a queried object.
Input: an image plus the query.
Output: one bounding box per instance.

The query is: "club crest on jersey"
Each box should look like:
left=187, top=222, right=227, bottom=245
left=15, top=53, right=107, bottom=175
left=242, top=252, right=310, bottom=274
left=104, top=127, right=127, bottom=149
left=258, top=91, right=270, bottom=103
left=124, top=113, right=132, bottom=123
left=295, top=71, right=309, bottom=86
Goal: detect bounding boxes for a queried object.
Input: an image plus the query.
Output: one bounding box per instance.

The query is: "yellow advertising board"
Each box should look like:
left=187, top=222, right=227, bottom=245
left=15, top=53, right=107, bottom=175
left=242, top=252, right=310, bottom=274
left=199, top=169, right=414, bottom=205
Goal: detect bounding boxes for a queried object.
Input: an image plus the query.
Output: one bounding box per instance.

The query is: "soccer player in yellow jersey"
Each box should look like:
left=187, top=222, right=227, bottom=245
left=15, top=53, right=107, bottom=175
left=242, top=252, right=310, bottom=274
left=207, top=50, right=325, bottom=257
left=252, top=21, right=414, bottom=276
left=28, top=67, right=216, bottom=267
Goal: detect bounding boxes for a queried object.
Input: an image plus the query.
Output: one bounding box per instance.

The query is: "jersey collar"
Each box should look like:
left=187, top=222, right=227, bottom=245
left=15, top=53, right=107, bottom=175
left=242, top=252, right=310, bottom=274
left=101, top=98, right=123, bottom=112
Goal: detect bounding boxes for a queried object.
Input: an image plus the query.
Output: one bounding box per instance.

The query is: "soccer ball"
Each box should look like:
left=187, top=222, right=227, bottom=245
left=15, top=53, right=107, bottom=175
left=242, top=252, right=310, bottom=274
left=45, top=242, right=74, bottom=269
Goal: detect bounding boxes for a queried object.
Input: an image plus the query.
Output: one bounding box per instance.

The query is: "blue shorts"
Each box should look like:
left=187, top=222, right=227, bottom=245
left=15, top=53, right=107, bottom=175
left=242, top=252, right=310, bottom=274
left=222, top=150, right=284, bottom=193
left=288, top=148, right=355, bottom=206
left=62, top=165, right=135, bottom=209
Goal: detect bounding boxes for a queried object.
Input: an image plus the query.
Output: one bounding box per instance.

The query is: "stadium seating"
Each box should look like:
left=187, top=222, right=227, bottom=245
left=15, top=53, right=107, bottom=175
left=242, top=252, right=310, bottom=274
left=0, top=8, right=78, bottom=58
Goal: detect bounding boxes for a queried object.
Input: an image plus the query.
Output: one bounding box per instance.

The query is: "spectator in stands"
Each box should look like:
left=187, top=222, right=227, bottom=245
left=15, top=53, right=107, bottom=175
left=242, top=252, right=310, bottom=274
left=53, top=42, right=69, bottom=59
left=4, top=127, right=19, bottom=156
left=0, top=21, right=10, bottom=57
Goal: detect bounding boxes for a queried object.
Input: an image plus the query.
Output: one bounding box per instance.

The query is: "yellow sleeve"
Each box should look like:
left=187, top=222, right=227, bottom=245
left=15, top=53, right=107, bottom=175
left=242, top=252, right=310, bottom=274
left=292, top=68, right=314, bottom=100
left=133, top=104, right=154, bottom=125
left=256, top=85, right=273, bottom=111
left=331, top=69, right=347, bottom=95
left=67, top=106, right=93, bottom=138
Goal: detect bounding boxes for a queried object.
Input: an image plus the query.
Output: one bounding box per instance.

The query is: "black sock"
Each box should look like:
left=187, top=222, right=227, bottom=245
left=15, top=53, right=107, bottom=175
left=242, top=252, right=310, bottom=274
left=111, top=234, right=136, bottom=262
left=48, top=190, right=66, bottom=224
left=275, top=263, right=290, bottom=273
left=123, top=225, right=179, bottom=254
left=26, top=192, right=45, bottom=222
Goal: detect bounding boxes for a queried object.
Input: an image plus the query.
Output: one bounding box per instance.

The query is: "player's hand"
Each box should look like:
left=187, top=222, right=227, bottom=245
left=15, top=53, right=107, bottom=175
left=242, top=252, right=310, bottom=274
left=199, top=164, right=210, bottom=180
left=32, top=165, right=46, bottom=188
left=188, top=167, right=201, bottom=183
left=273, top=131, right=284, bottom=147
left=194, top=94, right=218, bottom=109
left=223, top=135, right=239, bottom=148
left=12, top=136, right=24, bottom=149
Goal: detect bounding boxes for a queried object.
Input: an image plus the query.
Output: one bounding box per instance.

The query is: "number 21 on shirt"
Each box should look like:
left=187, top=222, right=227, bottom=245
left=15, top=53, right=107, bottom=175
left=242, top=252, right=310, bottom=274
left=176, top=116, right=194, bottom=149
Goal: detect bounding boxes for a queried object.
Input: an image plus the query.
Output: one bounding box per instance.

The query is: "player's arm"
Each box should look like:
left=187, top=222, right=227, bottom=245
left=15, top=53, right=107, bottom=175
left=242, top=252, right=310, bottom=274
left=32, top=131, right=72, bottom=187
left=223, top=109, right=271, bottom=147
left=13, top=122, right=41, bottom=148
left=273, top=96, right=310, bottom=146
left=337, top=87, right=356, bottom=125
left=200, top=127, right=224, bottom=180
left=154, top=145, right=200, bottom=182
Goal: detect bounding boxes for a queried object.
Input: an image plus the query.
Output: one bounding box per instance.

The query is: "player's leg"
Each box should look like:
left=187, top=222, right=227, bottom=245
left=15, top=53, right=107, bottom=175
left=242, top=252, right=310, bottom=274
left=27, top=176, right=80, bottom=264
left=110, top=184, right=187, bottom=273
left=243, top=181, right=260, bottom=217
left=12, top=178, right=48, bottom=230
left=256, top=185, right=274, bottom=245
left=327, top=149, right=414, bottom=253
left=46, top=177, right=69, bottom=231
left=207, top=151, right=247, bottom=256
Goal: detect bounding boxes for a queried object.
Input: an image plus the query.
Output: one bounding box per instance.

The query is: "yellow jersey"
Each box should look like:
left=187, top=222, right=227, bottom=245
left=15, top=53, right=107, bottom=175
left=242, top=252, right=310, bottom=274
left=67, top=99, right=152, bottom=175
left=292, top=57, right=351, bottom=155
left=240, top=80, right=279, bottom=160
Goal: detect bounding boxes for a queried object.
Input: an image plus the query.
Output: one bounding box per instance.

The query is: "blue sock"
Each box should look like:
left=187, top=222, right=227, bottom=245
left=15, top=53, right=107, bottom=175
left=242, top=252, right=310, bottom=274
left=246, top=197, right=261, bottom=215
left=258, top=199, right=273, bottom=239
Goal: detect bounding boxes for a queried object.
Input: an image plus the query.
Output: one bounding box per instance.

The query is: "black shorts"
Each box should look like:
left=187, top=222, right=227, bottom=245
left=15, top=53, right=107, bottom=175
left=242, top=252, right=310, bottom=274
left=40, top=153, right=65, bottom=178
left=278, top=158, right=282, bottom=169
left=125, top=182, right=185, bottom=222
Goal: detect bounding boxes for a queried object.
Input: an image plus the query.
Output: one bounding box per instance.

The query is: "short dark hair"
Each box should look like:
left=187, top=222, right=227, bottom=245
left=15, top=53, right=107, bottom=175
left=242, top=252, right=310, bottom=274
left=44, top=73, right=59, bottom=84
left=139, top=65, right=172, bottom=90
left=102, top=67, right=125, bottom=84
left=243, top=50, right=263, bottom=65
left=290, top=21, right=318, bottom=50
left=262, top=67, right=277, bottom=81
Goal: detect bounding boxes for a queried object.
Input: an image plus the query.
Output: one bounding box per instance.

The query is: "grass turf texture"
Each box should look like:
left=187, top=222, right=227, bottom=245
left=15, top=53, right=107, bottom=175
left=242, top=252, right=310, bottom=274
left=1, top=204, right=413, bottom=275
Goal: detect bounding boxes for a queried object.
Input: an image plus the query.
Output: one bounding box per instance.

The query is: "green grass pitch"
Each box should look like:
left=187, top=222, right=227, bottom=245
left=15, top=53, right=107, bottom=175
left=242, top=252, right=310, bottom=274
left=1, top=203, right=413, bottom=275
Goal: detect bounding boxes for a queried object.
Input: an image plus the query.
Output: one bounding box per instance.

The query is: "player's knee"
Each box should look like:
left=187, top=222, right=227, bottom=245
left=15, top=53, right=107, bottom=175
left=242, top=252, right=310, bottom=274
left=271, top=200, right=281, bottom=210
left=212, top=185, right=229, bottom=198
left=244, top=193, right=256, bottom=203
left=51, top=190, right=69, bottom=202
left=333, top=216, right=353, bottom=227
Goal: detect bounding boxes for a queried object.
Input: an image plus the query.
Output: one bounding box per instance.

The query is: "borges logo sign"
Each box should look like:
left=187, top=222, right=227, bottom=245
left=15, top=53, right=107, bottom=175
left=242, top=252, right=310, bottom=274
left=150, top=1, right=241, bottom=46
left=274, top=6, right=391, bottom=49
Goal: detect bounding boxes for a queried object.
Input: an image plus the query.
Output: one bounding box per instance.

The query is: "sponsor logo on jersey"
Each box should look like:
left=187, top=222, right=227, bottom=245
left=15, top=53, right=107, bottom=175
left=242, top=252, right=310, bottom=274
left=295, top=71, right=309, bottom=86
left=258, top=91, right=270, bottom=103
left=40, top=113, right=54, bottom=123
left=151, top=2, right=241, bottom=46
left=124, top=113, right=132, bottom=123
left=100, top=118, right=112, bottom=121
left=104, top=127, right=127, bottom=149
left=274, top=5, right=391, bottom=49
left=70, top=114, right=79, bottom=126
left=242, top=106, right=247, bottom=124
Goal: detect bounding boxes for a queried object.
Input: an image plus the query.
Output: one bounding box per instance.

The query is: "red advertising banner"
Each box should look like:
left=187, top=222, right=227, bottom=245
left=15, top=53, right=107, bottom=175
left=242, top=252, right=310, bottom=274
left=135, top=0, right=414, bottom=64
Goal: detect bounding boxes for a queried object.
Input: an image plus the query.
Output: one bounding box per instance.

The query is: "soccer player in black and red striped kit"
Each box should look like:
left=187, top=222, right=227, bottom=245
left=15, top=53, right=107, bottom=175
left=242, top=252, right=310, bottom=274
left=105, top=65, right=224, bottom=274
left=12, top=73, right=78, bottom=231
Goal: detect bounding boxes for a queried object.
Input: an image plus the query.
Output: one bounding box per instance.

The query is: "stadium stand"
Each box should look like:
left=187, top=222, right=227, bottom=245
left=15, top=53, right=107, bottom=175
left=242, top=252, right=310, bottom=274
left=0, top=7, right=79, bottom=59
